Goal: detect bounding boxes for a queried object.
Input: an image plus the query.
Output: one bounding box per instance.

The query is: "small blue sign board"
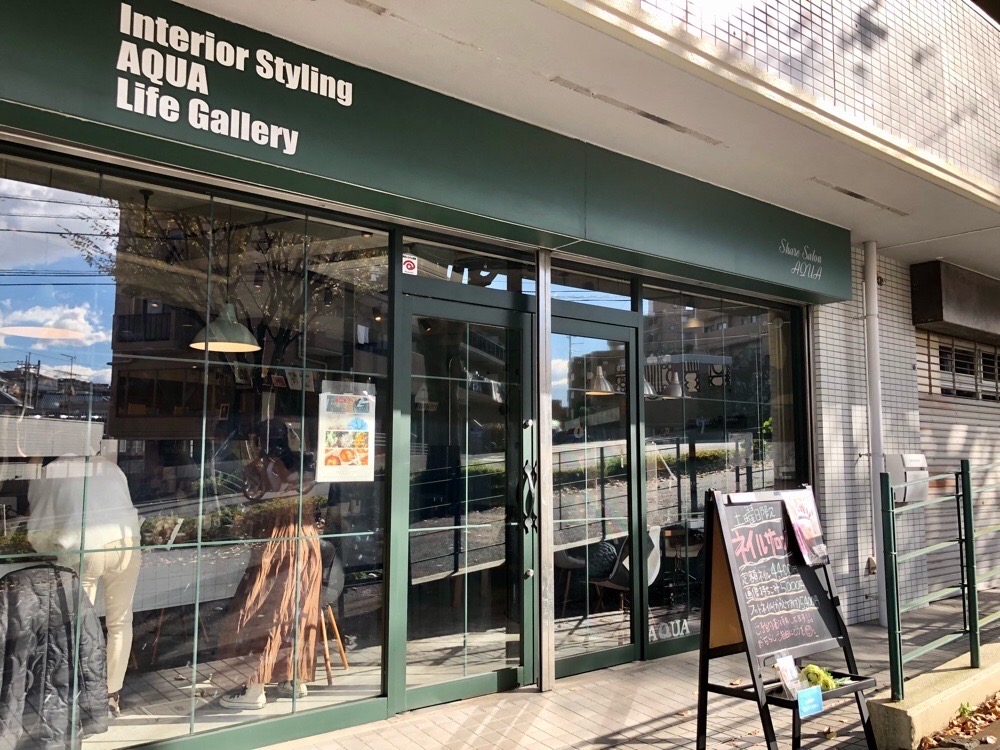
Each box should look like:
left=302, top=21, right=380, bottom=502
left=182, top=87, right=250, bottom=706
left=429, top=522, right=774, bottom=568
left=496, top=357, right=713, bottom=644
left=798, top=686, right=824, bottom=718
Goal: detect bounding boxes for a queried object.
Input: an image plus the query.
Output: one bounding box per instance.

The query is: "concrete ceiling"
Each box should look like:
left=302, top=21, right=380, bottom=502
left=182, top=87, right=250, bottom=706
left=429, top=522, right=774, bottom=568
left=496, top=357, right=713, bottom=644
left=180, top=0, right=1000, bottom=277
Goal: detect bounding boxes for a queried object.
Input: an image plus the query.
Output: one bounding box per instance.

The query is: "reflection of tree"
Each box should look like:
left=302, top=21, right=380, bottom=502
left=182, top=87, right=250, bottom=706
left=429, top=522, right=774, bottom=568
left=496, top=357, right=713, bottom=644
left=729, top=348, right=769, bottom=408
left=67, top=195, right=386, bottom=382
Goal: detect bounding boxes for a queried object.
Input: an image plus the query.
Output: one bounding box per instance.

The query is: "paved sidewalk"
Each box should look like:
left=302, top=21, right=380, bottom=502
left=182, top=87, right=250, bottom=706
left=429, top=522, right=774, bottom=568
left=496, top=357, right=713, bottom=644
left=270, top=597, right=1000, bottom=750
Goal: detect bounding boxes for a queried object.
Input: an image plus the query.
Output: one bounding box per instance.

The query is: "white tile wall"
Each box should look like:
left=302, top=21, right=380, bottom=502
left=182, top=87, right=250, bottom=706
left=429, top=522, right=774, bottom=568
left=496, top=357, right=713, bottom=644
left=811, top=248, right=923, bottom=624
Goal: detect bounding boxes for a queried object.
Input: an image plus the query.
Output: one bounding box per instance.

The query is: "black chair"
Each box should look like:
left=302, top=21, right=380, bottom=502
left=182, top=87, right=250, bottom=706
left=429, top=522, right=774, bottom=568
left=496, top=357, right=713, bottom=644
left=590, top=529, right=659, bottom=611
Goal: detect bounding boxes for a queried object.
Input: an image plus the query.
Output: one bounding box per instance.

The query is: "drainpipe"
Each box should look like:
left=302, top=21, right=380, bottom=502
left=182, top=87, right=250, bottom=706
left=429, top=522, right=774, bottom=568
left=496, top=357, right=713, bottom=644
left=863, top=240, right=888, bottom=627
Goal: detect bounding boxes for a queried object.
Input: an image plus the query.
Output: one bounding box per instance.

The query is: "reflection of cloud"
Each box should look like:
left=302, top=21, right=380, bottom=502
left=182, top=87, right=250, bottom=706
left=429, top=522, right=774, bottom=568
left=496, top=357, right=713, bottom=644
left=551, top=358, right=569, bottom=387
left=0, top=302, right=111, bottom=348
left=38, top=363, right=112, bottom=385
left=0, top=178, right=118, bottom=269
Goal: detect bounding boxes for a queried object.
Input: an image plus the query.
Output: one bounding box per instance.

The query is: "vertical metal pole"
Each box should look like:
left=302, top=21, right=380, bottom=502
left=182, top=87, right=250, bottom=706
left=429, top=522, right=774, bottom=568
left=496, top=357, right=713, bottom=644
left=960, top=459, right=981, bottom=669
left=955, top=472, right=969, bottom=634
left=536, top=249, right=555, bottom=691
left=599, top=445, right=606, bottom=538
left=881, top=472, right=903, bottom=701
left=688, top=438, right=698, bottom=512
left=385, top=230, right=409, bottom=715
left=676, top=439, right=682, bottom=516
left=864, top=241, right=888, bottom=627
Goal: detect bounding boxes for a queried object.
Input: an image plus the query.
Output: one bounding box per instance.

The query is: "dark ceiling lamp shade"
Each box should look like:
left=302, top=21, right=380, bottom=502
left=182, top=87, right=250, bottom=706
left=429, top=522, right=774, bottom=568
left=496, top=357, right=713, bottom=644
left=189, top=303, right=260, bottom=353
left=373, top=306, right=383, bottom=322
left=253, top=267, right=265, bottom=289
left=586, top=365, right=616, bottom=396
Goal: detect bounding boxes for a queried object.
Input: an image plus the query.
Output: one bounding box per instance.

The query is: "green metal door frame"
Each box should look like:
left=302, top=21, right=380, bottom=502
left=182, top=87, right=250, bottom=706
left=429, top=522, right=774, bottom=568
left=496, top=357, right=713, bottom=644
left=389, top=279, right=538, bottom=711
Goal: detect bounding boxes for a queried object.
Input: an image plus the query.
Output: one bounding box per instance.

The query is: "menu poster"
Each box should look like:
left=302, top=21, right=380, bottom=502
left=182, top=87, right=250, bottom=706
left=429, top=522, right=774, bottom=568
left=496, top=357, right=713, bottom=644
left=316, top=393, right=375, bottom=482
left=782, top=488, right=829, bottom=566
left=723, top=500, right=830, bottom=657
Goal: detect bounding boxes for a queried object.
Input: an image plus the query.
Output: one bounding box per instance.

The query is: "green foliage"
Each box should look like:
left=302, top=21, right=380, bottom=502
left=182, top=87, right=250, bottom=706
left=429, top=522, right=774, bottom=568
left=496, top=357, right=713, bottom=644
left=0, top=528, right=33, bottom=556
left=958, top=702, right=974, bottom=718
left=139, top=495, right=326, bottom=545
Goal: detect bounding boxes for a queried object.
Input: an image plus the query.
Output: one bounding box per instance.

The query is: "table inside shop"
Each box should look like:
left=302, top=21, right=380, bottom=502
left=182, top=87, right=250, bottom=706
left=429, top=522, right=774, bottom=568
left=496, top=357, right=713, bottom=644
left=0, top=543, right=251, bottom=617
left=660, top=519, right=704, bottom=606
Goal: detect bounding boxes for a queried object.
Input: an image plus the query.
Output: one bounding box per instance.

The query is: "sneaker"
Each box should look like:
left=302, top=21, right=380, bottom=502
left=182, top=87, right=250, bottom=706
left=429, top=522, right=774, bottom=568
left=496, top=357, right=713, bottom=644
left=219, top=683, right=266, bottom=710
left=277, top=680, right=308, bottom=699
left=108, top=692, right=121, bottom=718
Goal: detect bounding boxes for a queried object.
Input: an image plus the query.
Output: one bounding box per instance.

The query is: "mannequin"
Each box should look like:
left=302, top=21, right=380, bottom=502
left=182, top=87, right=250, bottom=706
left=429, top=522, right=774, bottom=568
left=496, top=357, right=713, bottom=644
left=26, top=453, right=141, bottom=718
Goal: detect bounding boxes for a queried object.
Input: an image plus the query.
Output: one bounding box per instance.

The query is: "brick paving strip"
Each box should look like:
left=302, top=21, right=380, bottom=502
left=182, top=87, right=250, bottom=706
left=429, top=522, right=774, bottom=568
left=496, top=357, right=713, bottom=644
left=270, top=600, right=1000, bottom=750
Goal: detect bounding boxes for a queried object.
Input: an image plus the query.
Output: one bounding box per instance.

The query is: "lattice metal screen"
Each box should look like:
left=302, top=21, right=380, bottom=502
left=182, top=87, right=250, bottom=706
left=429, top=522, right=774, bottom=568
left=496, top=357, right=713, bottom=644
left=636, top=0, right=1000, bottom=190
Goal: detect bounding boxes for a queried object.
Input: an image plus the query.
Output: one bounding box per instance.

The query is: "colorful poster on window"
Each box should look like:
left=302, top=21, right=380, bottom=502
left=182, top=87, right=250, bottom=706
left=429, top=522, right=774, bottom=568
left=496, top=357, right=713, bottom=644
left=317, top=392, right=375, bottom=482
left=782, top=487, right=829, bottom=566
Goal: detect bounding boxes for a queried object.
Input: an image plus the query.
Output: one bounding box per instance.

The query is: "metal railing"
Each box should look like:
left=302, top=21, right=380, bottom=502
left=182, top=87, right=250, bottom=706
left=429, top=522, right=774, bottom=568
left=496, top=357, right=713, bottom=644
left=881, top=458, right=1000, bottom=700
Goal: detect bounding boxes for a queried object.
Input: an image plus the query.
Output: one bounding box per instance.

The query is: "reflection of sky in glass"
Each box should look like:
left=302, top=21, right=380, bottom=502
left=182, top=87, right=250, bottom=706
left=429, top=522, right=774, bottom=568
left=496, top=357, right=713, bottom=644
left=551, top=335, right=570, bottom=407
left=521, top=278, right=630, bottom=310
left=0, top=179, right=119, bottom=384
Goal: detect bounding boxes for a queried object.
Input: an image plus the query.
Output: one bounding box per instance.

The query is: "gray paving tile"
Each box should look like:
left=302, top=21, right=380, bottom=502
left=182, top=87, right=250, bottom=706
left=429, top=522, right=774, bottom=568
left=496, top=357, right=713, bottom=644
left=262, top=612, right=1000, bottom=750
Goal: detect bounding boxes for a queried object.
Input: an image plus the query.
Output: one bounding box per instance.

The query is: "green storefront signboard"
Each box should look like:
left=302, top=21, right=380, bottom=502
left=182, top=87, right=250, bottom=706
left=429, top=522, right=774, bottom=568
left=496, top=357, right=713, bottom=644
left=0, top=0, right=851, bottom=303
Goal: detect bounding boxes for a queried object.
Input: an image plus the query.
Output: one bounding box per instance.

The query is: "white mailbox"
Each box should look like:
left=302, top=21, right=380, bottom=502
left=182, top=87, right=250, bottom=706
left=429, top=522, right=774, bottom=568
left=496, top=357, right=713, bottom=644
left=884, top=453, right=929, bottom=504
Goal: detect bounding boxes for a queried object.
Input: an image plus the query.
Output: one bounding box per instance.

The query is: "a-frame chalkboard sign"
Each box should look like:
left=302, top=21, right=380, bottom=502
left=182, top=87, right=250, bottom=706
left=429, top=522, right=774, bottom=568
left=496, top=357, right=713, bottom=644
left=696, top=490, right=877, bottom=750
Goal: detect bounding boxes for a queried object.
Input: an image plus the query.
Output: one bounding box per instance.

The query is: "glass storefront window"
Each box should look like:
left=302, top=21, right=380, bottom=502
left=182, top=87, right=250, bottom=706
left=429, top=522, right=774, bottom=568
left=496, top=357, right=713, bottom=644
left=0, top=155, right=387, bottom=747
left=0, top=149, right=810, bottom=745
left=551, top=332, right=633, bottom=660
left=549, top=266, right=632, bottom=310
left=641, top=286, right=800, bottom=647
left=404, top=239, right=534, bottom=293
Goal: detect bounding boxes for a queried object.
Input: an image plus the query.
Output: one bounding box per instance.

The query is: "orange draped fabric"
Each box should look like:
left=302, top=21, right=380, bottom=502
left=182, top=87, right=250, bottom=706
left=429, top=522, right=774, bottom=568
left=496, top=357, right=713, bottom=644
left=216, top=500, right=322, bottom=685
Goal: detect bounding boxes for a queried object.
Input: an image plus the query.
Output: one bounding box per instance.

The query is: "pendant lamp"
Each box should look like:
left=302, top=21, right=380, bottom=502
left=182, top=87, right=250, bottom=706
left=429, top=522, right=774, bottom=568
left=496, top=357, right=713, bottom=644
left=586, top=365, right=616, bottom=396
left=663, top=370, right=684, bottom=399
left=643, top=377, right=659, bottom=399
left=190, top=303, right=260, bottom=353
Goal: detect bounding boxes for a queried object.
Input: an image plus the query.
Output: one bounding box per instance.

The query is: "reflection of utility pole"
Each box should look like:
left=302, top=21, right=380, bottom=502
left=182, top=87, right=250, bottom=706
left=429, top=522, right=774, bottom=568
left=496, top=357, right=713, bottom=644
left=62, top=354, right=75, bottom=387
left=22, top=355, right=30, bottom=406
left=57, top=353, right=77, bottom=406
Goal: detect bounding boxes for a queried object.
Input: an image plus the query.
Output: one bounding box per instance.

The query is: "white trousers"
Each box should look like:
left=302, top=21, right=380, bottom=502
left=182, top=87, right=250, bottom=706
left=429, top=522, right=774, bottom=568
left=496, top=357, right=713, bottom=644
left=63, top=538, right=141, bottom=694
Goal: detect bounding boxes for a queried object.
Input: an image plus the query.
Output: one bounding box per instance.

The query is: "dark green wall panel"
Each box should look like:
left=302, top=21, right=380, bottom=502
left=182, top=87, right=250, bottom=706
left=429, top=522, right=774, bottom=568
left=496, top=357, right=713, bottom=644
left=584, top=147, right=850, bottom=301
left=0, top=0, right=851, bottom=303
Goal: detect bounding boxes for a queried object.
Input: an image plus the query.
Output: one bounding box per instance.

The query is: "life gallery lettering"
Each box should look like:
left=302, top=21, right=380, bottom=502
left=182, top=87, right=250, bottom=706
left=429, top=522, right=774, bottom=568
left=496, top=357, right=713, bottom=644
left=114, top=3, right=356, bottom=156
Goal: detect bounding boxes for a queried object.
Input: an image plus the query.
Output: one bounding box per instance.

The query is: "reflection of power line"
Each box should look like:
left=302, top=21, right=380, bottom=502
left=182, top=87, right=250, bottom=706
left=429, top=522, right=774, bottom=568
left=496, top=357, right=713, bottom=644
left=0, top=229, right=118, bottom=238
left=0, top=346, right=105, bottom=365
left=0, top=196, right=116, bottom=208
left=0, top=212, right=113, bottom=219
left=0, top=270, right=106, bottom=276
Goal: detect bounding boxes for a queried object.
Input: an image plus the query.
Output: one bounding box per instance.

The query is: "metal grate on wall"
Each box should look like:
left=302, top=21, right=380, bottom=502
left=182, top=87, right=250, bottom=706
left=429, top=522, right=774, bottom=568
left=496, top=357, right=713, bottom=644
left=635, top=0, right=1000, bottom=191
left=916, top=329, right=1000, bottom=401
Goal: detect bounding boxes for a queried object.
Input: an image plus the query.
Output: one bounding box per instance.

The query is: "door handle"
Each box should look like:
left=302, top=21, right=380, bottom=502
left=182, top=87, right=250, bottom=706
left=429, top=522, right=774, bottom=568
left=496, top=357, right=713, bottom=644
left=522, top=459, right=539, bottom=534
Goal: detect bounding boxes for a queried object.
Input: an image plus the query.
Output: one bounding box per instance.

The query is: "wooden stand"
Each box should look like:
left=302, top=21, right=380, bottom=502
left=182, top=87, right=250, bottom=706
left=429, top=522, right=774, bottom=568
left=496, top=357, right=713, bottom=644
left=319, top=603, right=349, bottom=685
left=695, top=491, right=877, bottom=750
